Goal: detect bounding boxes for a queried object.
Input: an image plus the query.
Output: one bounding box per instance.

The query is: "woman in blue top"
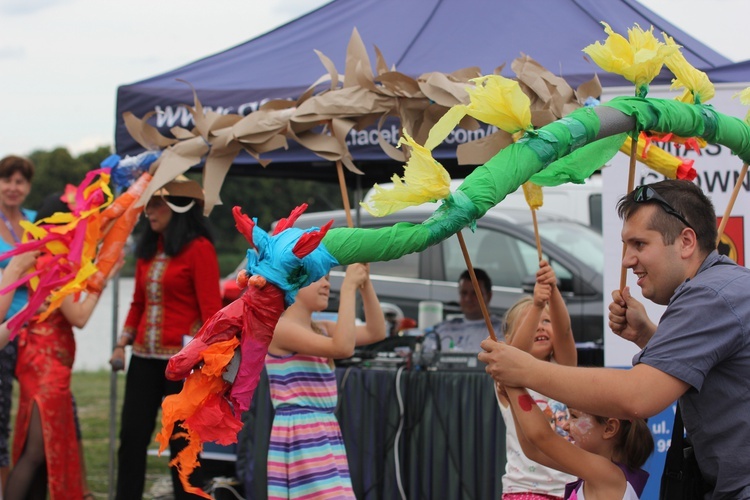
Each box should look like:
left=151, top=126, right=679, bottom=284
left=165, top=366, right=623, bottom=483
left=0, top=155, right=35, bottom=490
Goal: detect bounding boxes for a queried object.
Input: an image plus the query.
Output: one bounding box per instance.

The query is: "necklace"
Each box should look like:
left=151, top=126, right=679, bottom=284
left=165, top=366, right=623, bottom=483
left=0, top=209, right=27, bottom=244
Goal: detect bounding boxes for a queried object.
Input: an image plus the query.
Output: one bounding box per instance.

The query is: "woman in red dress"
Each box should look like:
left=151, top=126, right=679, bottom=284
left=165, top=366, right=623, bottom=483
left=4, top=195, right=121, bottom=500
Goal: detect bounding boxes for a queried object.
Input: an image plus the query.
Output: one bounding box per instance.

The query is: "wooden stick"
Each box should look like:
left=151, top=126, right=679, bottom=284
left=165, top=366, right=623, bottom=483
left=456, top=230, right=497, bottom=341
left=336, top=159, right=354, bottom=228
left=531, top=209, right=543, bottom=261
left=716, top=163, right=748, bottom=247
left=619, top=132, right=639, bottom=290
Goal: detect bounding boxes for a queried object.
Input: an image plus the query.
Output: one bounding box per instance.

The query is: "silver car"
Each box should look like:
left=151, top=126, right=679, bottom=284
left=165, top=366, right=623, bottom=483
left=290, top=205, right=604, bottom=349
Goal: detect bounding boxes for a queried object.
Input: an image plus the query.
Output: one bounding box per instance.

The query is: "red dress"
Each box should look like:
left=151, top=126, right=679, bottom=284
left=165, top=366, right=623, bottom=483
left=13, top=310, right=82, bottom=499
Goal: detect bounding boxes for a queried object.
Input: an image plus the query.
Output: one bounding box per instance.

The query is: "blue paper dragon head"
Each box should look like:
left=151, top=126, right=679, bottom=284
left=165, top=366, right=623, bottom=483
left=232, top=205, right=339, bottom=307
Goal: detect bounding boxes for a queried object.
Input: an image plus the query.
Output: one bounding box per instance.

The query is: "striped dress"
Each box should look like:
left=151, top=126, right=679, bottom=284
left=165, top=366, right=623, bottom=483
left=266, top=352, right=354, bottom=499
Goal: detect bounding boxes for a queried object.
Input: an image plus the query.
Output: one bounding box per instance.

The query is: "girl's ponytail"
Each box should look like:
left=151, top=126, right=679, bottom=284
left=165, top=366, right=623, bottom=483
left=620, top=418, right=654, bottom=470
left=595, top=416, right=654, bottom=470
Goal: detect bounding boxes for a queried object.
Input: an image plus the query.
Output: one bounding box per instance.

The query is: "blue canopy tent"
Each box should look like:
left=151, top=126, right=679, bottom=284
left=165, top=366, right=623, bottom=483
left=114, top=0, right=733, bottom=184
left=706, top=59, right=750, bottom=83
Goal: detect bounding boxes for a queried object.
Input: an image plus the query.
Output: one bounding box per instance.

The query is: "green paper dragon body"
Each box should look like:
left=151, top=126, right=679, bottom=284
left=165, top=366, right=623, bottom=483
left=323, top=97, right=750, bottom=265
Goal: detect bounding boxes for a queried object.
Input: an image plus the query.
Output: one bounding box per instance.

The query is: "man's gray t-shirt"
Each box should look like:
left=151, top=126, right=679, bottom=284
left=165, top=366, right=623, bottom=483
left=633, top=251, right=750, bottom=498
left=434, top=315, right=504, bottom=351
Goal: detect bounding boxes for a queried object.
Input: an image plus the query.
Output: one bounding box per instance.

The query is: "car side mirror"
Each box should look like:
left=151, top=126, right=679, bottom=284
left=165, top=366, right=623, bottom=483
left=521, top=275, right=535, bottom=294
left=557, top=277, right=574, bottom=293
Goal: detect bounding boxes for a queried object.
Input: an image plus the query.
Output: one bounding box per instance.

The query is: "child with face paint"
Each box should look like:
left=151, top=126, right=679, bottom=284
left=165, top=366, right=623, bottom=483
left=504, top=386, right=654, bottom=499
left=497, top=260, right=578, bottom=499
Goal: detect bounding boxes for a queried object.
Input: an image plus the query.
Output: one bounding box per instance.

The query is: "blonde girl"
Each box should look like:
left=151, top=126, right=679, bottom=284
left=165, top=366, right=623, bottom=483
left=498, top=260, right=578, bottom=500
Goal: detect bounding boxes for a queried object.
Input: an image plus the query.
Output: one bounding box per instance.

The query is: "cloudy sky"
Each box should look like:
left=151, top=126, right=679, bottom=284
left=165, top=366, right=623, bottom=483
left=2, top=0, right=749, bottom=159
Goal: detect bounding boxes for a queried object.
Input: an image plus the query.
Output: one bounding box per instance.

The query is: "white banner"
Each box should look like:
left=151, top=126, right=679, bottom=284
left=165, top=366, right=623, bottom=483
left=601, top=82, right=750, bottom=367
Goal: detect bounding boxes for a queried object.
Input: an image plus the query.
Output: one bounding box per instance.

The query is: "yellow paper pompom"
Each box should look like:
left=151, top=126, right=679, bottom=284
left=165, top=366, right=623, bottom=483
left=521, top=182, right=543, bottom=210
left=583, top=22, right=679, bottom=96
left=361, top=131, right=451, bottom=217
left=425, top=75, right=531, bottom=150
left=464, top=75, right=532, bottom=134
left=662, top=34, right=714, bottom=104
left=734, top=87, right=750, bottom=124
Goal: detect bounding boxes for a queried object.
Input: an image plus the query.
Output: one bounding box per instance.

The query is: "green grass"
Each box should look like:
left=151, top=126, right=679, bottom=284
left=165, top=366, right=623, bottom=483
left=12, top=371, right=173, bottom=499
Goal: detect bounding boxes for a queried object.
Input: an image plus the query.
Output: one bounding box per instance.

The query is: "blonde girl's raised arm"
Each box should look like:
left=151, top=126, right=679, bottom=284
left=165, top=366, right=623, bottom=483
left=538, top=261, right=577, bottom=366
left=272, top=315, right=355, bottom=359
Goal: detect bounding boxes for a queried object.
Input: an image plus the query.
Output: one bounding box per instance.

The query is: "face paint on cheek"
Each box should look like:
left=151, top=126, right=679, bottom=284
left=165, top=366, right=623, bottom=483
left=518, top=394, right=535, bottom=411
left=571, top=414, right=595, bottom=442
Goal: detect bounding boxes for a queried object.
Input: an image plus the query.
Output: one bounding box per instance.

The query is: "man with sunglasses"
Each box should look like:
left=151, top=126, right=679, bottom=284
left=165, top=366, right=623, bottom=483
left=479, top=179, right=750, bottom=498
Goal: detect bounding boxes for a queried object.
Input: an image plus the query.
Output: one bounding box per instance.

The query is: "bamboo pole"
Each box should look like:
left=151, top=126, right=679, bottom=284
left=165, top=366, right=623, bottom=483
left=456, top=230, right=497, bottom=341
left=716, top=163, right=749, bottom=247
left=531, top=209, right=543, bottom=261
left=619, top=132, right=639, bottom=290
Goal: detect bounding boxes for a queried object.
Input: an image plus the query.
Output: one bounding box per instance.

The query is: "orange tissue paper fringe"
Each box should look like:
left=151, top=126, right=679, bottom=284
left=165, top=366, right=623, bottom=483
left=156, top=337, right=242, bottom=499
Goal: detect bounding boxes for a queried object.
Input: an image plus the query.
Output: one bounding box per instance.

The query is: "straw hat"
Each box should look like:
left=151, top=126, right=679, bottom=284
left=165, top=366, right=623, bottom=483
left=150, top=176, right=204, bottom=213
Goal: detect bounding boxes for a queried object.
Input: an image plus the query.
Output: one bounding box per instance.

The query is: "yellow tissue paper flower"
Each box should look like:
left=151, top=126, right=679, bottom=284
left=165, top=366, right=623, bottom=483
left=361, top=131, right=451, bottom=217
left=735, top=87, right=750, bottom=124
left=583, top=22, right=679, bottom=96
left=465, top=75, right=532, bottom=133
left=663, top=34, right=714, bottom=104
left=522, top=181, right=543, bottom=210
left=425, top=75, right=531, bottom=150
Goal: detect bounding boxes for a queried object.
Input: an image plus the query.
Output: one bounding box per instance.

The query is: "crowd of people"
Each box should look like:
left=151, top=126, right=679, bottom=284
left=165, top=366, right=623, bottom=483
left=0, top=148, right=746, bottom=500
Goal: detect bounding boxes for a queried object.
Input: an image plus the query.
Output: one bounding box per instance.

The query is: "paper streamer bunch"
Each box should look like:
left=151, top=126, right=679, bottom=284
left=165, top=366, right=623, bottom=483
left=0, top=167, right=153, bottom=336
left=0, top=169, right=113, bottom=333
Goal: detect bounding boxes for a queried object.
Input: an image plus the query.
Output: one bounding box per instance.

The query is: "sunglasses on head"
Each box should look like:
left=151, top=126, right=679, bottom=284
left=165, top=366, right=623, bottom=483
left=633, top=185, right=694, bottom=232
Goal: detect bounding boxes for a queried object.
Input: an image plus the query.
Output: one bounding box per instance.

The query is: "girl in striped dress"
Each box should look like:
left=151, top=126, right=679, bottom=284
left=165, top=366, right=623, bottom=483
left=266, top=263, right=386, bottom=499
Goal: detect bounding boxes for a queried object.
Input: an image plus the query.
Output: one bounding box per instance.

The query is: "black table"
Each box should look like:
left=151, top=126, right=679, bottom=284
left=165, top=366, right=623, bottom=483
left=237, top=366, right=506, bottom=499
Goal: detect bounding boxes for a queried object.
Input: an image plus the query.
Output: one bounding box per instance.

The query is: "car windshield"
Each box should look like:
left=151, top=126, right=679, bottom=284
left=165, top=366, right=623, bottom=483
left=536, top=221, right=604, bottom=274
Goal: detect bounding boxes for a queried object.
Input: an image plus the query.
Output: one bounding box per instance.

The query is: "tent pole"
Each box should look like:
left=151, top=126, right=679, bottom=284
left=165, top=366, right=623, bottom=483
left=355, top=175, right=362, bottom=228
left=336, top=160, right=354, bottom=228
left=108, top=275, right=120, bottom=499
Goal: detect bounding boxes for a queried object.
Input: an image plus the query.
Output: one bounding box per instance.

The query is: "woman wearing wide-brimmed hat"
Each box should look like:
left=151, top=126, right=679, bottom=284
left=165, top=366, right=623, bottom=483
left=110, top=177, right=222, bottom=500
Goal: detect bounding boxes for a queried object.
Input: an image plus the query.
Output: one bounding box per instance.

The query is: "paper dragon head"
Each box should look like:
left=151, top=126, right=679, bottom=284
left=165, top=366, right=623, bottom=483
left=232, top=204, right=339, bottom=307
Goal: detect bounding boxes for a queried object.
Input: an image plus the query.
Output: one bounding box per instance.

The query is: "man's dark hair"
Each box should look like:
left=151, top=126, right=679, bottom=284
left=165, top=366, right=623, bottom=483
left=136, top=197, right=213, bottom=259
left=617, top=179, right=717, bottom=255
left=459, top=268, right=492, bottom=294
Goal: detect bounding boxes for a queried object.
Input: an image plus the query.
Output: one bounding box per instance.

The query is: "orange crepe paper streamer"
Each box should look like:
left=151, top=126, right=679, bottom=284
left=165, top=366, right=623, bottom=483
left=88, top=172, right=153, bottom=293
left=99, top=172, right=152, bottom=229
left=647, top=131, right=706, bottom=154
left=157, top=337, right=241, bottom=499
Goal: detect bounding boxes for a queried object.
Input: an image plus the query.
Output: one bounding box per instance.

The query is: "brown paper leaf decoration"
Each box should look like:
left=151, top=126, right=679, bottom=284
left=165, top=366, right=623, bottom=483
left=122, top=29, right=604, bottom=213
